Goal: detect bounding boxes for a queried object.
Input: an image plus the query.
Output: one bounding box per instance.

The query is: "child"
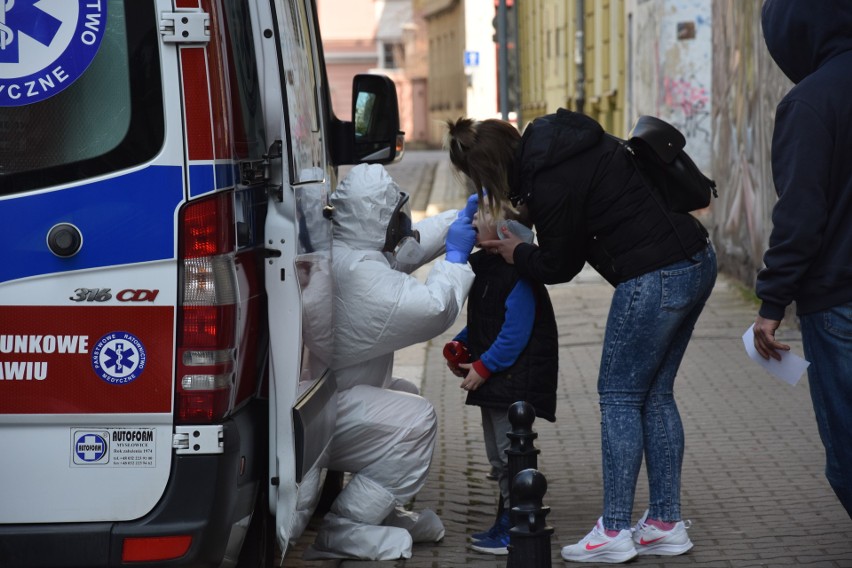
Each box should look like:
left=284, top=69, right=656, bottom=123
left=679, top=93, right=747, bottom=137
left=443, top=206, right=558, bottom=556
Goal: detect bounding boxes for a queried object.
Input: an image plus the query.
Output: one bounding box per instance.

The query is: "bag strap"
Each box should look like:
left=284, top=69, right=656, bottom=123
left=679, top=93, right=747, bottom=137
left=609, top=134, right=696, bottom=263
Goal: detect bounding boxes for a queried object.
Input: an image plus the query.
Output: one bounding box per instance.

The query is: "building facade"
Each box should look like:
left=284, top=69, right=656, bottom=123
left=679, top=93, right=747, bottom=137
left=517, top=0, right=626, bottom=134
left=514, top=0, right=792, bottom=290
left=420, top=0, right=499, bottom=146
left=710, top=0, right=790, bottom=285
left=318, top=0, right=430, bottom=144
left=627, top=0, right=713, bottom=172
left=318, top=0, right=791, bottom=287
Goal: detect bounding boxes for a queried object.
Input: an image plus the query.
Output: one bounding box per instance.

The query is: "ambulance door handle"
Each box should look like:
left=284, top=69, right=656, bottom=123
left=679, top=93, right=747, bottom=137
left=263, top=246, right=282, bottom=259
left=263, top=140, right=284, bottom=202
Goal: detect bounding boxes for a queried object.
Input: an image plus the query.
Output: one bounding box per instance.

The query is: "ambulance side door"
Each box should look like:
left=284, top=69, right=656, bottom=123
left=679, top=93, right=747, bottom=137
left=254, top=0, right=337, bottom=549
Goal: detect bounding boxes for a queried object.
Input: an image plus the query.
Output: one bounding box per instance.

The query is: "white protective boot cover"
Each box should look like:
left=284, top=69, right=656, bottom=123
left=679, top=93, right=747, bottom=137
left=383, top=506, right=446, bottom=543
left=305, top=474, right=413, bottom=560
left=304, top=513, right=413, bottom=560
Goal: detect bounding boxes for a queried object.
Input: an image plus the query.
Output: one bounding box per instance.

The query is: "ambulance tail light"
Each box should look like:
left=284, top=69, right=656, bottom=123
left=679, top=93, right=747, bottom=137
left=177, top=193, right=238, bottom=424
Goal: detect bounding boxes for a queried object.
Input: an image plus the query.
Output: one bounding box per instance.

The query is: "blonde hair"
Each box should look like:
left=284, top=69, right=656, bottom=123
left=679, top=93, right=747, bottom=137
left=444, top=117, right=521, bottom=218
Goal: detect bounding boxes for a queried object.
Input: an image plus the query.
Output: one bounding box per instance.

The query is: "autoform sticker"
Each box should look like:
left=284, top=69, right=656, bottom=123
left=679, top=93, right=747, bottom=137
left=71, top=428, right=156, bottom=467
left=0, top=0, right=107, bottom=107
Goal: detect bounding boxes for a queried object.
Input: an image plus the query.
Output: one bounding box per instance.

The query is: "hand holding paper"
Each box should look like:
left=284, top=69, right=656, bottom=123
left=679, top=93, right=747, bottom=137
left=742, top=325, right=810, bottom=385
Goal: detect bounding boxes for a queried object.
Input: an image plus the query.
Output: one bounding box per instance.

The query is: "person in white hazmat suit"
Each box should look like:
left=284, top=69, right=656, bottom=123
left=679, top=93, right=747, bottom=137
left=305, top=164, right=478, bottom=560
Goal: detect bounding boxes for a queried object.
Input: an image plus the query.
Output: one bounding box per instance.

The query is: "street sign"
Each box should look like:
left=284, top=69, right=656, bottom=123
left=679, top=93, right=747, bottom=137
left=464, top=50, right=480, bottom=67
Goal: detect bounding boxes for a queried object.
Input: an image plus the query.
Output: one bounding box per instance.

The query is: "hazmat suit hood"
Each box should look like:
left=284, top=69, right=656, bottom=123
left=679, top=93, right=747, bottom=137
left=761, top=0, right=852, bottom=85
left=331, top=164, right=402, bottom=252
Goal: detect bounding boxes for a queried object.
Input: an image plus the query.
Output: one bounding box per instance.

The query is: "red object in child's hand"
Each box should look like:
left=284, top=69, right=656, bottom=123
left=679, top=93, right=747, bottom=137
left=443, top=341, right=470, bottom=377
left=443, top=341, right=470, bottom=365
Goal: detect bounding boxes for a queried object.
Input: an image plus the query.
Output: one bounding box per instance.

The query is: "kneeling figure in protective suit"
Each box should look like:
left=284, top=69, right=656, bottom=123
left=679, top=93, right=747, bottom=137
left=305, top=164, right=477, bottom=560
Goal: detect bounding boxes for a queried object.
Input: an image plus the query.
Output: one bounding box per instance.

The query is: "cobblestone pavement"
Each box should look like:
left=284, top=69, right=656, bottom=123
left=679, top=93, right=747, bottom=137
left=283, top=157, right=852, bottom=567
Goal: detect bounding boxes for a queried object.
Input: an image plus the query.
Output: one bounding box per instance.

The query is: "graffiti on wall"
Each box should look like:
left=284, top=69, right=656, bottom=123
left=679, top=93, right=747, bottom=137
left=662, top=75, right=710, bottom=141
left=710, top=0, right=791, bottom=285
left=630, top=0, right=712, bottom=171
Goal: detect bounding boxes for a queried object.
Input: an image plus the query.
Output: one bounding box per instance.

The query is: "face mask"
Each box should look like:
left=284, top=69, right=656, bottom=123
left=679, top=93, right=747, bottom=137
left=497, top=219, right=535, bottom=244
left=392, top=234, right=424, bottom=264
left=384, top=192, right=419, bottom=252
left=383, top=192, right=424, bottom=264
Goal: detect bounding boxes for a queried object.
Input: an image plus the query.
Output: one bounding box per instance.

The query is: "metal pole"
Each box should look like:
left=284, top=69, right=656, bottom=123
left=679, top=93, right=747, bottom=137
left=498, top=0, right=509, bottom=120
left=513, top=2, right=522, bottom=127
left=574, top=0, right=586, bottom=114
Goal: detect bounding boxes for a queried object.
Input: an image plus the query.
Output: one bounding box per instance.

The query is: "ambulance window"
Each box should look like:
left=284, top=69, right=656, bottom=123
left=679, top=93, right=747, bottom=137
left=221, top=1, right=266, bottom=160
left=273, top=0, right=324, bottom=184
left=0, top=1, right=163, bottom=195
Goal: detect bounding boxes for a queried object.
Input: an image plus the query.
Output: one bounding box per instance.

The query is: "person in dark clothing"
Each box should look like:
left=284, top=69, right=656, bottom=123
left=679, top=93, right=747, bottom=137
left=443, top=205, right=558, bottom=556
left=445, top=114, right=717, bottom=563
left=754, top=0, right=852, bottom=520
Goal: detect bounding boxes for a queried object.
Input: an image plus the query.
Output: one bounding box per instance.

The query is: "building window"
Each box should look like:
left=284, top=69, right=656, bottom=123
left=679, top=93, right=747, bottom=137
left=383, top=42, right=404, bottom=69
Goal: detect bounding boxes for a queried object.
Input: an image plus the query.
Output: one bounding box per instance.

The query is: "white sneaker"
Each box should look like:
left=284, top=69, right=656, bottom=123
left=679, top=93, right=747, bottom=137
left=631, top=510, right=693, bottom=556
left=560, top=518, right=638, bottom=563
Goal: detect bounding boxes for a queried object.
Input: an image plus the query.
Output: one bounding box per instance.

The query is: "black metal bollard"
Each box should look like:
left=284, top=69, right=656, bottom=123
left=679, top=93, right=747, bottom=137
left=506, top=401, right=539, bottom=511
left=507, top=468, right=553, bottom=568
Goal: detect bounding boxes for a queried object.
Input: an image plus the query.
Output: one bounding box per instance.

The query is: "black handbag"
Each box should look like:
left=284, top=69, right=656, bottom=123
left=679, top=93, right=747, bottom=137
left=621, top=115, right=718, bottom=213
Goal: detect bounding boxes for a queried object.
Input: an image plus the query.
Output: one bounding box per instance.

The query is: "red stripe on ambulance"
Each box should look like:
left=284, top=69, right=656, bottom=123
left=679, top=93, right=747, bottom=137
left=179, top=47, right=214, bottom=161
left=0, top=306, right=173, bottom=414
left=203, top=0, right=233, bottom=160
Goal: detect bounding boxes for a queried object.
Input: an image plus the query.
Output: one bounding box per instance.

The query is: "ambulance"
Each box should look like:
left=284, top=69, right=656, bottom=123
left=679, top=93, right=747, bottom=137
left=0, top=0, right=401, bottom=566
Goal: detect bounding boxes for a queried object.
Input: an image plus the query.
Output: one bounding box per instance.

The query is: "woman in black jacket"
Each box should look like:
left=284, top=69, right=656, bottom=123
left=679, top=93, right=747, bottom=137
left=446, top=111, right=717, bottom=564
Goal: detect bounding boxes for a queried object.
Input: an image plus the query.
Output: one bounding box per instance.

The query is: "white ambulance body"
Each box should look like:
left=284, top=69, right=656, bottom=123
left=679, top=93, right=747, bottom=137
left=0, top=1, right=401, bottom=566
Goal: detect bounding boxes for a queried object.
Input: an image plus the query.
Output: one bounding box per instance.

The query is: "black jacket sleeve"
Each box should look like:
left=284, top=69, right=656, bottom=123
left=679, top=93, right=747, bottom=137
left=756, top=100, right=831, bottom=320
left=512, top=178, right=587, bottom=285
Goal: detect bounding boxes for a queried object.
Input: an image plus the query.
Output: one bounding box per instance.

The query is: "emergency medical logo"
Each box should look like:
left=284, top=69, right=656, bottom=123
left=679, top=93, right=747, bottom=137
left=0, top=0, right=107, bottom=107
left=73, top=431, right=108, bottom=464
left=91, top=332, right=147, bottom=385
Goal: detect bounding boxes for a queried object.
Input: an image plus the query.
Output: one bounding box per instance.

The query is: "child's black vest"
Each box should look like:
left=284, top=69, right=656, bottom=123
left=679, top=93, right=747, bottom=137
left=465, top=250, right=559, bottom=422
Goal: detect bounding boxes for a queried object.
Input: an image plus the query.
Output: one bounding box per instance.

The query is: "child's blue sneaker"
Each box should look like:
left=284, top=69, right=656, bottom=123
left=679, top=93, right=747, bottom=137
left=469, top=510, right=510, bottom=542
left=470, top=528, right=510, bottom=555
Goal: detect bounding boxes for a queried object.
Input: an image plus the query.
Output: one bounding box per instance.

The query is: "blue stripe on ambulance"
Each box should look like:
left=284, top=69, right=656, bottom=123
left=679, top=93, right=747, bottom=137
left=187, top=163, right=240, bottom=197
left=0, top=166, right=184, bottom=284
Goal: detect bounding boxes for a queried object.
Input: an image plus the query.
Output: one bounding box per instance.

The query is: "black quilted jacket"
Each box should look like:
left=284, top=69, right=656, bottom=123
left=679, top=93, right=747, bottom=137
left=510, top=109, right=708, bottom=286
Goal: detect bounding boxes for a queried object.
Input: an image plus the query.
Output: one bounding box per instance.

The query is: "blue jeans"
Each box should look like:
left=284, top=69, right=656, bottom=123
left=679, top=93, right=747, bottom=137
left=799, top=302, right=852, bottom=519
left=598, top=244, right=716, bottom=530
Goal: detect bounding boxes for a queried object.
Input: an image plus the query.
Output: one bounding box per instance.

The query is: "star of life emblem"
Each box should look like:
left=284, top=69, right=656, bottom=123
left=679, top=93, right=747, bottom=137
left=91, top=332, right=147, bottom=385
left=0, top=0, right=107, bottom=107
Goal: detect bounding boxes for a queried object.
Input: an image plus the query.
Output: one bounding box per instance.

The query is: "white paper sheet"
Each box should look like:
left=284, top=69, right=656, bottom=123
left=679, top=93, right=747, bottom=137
left=742, top=325, right=810, bottom=386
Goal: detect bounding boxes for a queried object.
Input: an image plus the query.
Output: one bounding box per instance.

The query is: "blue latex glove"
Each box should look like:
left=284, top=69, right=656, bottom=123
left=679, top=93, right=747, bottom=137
left=458, top=193, right=479, bottom=220
left=445, top=216, right=476, bottom=264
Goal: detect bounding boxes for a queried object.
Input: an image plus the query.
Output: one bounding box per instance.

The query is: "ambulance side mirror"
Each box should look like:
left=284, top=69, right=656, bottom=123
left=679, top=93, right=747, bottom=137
left=330, top=74, right=404, bottom=165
